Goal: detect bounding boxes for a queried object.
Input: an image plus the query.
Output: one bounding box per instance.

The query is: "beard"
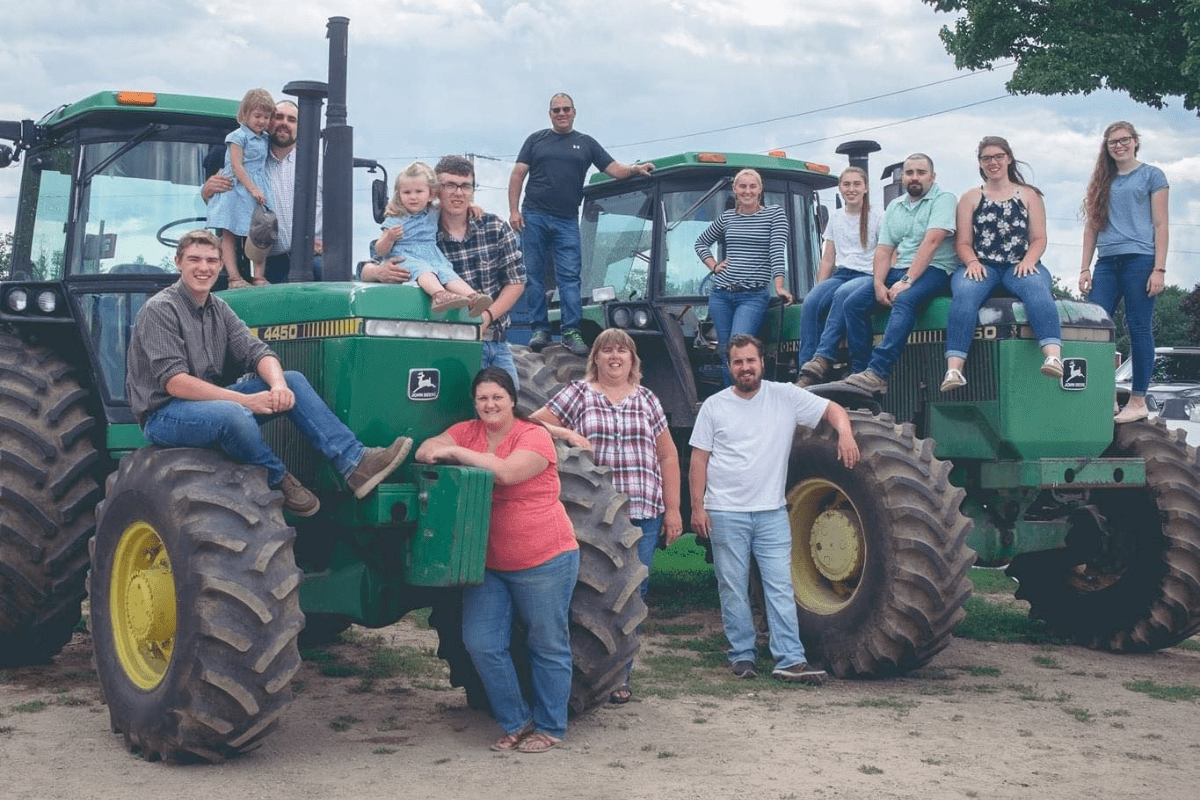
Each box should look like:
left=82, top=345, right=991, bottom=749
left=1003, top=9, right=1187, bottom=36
left=906, top=182, right=926, bottom=198
left=271, top=128, right=296, bottom=148
left=733, top=370, right=762, bottom=393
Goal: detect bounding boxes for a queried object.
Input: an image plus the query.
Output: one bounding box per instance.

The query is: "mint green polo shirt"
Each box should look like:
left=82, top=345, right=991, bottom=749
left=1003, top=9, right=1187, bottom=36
left=878, top=184, right=958, bottom=274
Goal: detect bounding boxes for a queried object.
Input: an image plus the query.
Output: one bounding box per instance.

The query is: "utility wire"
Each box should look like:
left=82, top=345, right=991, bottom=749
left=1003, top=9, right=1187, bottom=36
left=773, top=95, right=1012, bottom=150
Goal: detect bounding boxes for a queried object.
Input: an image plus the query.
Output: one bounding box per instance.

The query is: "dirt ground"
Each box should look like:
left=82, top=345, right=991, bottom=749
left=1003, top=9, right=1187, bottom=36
left=2, top=605, right=1198, bottom=800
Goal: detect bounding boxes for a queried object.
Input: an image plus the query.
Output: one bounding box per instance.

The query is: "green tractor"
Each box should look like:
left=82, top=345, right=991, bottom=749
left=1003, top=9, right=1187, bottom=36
left=0, top=19, right=645, bottom=762
left=514, top=148, right=1200, bottom=677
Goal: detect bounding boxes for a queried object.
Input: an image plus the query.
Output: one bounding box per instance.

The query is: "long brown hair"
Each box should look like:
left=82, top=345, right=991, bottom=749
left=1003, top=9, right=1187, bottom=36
left=976, top=136, right=1042, bottom=196
left=1083, top=121, right=1139, bottom=232
left=838, top=166, right=872, bottom=248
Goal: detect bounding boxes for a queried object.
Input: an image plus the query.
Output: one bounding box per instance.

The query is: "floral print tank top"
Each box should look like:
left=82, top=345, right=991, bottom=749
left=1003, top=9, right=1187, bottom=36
left=972, top=188, right=1028, bottom=265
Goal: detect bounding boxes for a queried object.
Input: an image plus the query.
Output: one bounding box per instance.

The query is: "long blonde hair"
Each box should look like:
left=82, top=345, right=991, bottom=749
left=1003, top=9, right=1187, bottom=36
left=1084, top=121, right=1139, bottom=233
left=838, top=166, right=872, bottom=248
left=385, top=161, right=438, bottom=218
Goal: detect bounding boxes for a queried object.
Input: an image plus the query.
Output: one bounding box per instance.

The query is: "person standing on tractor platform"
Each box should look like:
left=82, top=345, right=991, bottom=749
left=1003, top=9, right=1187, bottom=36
left=126, top=230, right=413, bottom=517
left=689, top=334, right=859, bottom=684
left=694, top=168, right=793, bottom=386
left=796, top=166, right=881, bottom=387
left=203, top=99, right=323, bottom=283
left=508, top=93, right=654, bottom=356
left=361, top=155, right=526, bottom=388
left=835, top=154, right=958, bottom=395
left=206, top=88, right=275, bottom=289
left=1079, top=121, right=1170, bottom=424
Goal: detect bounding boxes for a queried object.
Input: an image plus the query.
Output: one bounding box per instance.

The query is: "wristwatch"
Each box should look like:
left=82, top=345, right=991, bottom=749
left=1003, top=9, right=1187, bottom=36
left=899, top=275, right=912, bottom=284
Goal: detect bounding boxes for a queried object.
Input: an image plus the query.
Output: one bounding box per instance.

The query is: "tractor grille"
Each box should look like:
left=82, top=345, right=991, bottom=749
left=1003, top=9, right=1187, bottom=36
left=884, top=334, right=998, bottom=425
left=262, top=339, right=324, bottom=484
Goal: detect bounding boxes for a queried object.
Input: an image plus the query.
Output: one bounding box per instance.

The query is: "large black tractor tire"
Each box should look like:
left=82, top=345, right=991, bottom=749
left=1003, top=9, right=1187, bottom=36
left=512, top=345, right=586, bottom=414
left=431, top=443, right=646, bottom=716
left=0, top=332, right=101, bottom=666
left=89, top=448, right=304, bottom=762
left=559, top=444, right=648, bottom=712
left=787, top=412, right=974, bottom=677
left=1007, top=419, right=1200, bottom=651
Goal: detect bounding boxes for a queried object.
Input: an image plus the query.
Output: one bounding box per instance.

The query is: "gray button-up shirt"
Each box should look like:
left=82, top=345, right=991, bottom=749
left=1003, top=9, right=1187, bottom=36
left=126, top=281, right=275, bottom=424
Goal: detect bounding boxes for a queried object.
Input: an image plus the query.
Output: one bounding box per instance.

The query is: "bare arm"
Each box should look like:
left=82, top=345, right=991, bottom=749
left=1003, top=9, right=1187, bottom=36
left=821, top=401, right=860, bottom=469
left=359, top=258, right=411, bottom=283
left=201, top=174, right=233, bottom=204
left=423, top=445, right=549, bottom=486
left=954, top=191, right=984, bottom=281
left=886, top=227, right=949, bottom=305
left=228, top=143, right=265, bottom=205
left=688, top=448, right=712, bottom=538
left=1148, top=187, right=1169, bottom=297
left=603, top=161, right=655, bottom=180
left=1079, top=221, right=1098, bottom=295
left=872, top=243, right=896, bottom=304
left=508, top=163, right=530, bottom=232
left=656, top=430, right=683, bottom=544
left=529, top=407, right=592, bottom=450
left=816, top=239, right=836, bottom=283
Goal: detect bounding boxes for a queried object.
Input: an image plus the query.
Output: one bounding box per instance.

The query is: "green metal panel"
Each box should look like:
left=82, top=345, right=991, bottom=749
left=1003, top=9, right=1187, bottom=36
left=405, top=464, right=493, bottom=587
left=107, top=423, right=148, bottom=451
left=221, top=281, right=472, bottom=326
left=979, top=457, right=1146, bottom=489
left=39, top=91, right=238, bottom=128
left=587, top=151, right=839, bottom=190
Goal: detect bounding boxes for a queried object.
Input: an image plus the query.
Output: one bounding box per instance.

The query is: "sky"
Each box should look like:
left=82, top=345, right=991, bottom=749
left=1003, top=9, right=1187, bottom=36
left=2, top=0, right=1197, bottom=294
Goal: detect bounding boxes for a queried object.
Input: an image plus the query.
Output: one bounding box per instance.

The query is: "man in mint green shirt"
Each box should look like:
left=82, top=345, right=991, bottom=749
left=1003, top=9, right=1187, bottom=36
left=840, top=154, right=957, bottom=394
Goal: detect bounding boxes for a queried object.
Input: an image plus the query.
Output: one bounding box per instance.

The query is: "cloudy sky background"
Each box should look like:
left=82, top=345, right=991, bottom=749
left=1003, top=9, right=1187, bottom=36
left=2, top=0, right=1197, bottom=292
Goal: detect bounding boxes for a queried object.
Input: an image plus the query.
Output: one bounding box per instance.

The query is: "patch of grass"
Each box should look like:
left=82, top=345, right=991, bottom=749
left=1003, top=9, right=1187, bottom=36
left=858, top=765, right=883, bottom=775
left=408, top=608, right=432, bottom=629
left=643, top=621, right=703, bottom=637
left=300, top=648, right=338, bottom=664
left=856, top=696, right=916, bottom=717
left=55, top=695, right=89, bottom=707
left=433, top=757, right=451, bottom=764
left=0, top=726, right=14, bottom=734
left=10, top=701, right=47, bottom=714
left=1103, top=709, right=1131, bottom=718
left=955, top=664, right=1000, bottom=677
left=1009, top=684, right=1047, bottom=701
left=372, top=747, right=396, bottom=755
left=1063, top=707, right=1095, bottom=723
left=693, top=717, right=707, bottom=724
left=1124, top=679, right=1200, bottom=702
left=73, top=614, right=89, bottom=633
left=1124, top=752, right=1162, bottom=762
left=967, top=568, right=1018, bottom=595
left=647, top=538, right=719, bottom=615
left=955, top=597, right=1052, bottom=644
left=377, top=717, right=407, bottom=731
left=910, top=666, right=953, bottom=680
left=607, top=761, right=626, bottom=769
left=921, top=757, right=943, bottom=766
left=291, top=680, right=306, bottom=694
left=1033, top=654, right=1061, bottom=669
left=329, top=715, right=360, bottom=732
left=963, top=684, right=1000, bottom=694
left=0, top=670, right=10, bottom=684
left=657, top=751, right=676, bottom=759
left=321, top=663, right=363, bottom=678
left=367, top=646, right=443, bottom=680
left=1174, top=637, right=1200, bottom=653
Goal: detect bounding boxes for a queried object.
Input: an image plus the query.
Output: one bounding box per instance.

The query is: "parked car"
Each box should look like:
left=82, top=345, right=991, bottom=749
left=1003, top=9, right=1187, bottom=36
left=1116, top=347, right=1200, bottom=446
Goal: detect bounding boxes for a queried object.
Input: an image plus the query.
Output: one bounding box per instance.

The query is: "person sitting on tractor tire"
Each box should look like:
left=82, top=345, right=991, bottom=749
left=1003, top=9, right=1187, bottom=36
left=126, top=229, right=412, bottom=516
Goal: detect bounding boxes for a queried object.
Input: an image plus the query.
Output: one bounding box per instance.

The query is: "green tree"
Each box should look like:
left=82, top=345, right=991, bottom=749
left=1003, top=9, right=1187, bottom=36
left=924, top=0, right=1200, bottom=112
left=1106, top=285, right=1192, bottom=357
left=1180, top=283, right=1200, bottom=341
left=0, top=230, right=12, bottom=280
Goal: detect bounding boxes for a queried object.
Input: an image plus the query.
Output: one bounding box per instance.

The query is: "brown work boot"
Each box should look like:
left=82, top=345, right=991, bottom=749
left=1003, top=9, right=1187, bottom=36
left=278, top=473, right=320, bottom=517
left=799, top=355, right=832, bottom=386
left=346, top=436, right=413, bottom=498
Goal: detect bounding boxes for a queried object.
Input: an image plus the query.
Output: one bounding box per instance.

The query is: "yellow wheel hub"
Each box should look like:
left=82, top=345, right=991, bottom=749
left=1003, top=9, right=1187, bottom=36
left=109, top=521, right=176, bottom=690
left=787, top=478, right=866, bottom=615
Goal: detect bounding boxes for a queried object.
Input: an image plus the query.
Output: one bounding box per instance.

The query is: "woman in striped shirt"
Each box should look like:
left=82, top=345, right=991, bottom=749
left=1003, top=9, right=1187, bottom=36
left=694, top=169, right=792, bottom=384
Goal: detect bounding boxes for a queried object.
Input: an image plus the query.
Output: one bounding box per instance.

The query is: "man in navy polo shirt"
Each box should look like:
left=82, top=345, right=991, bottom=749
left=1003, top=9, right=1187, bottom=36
left=508, top=93, right=653, bottom=356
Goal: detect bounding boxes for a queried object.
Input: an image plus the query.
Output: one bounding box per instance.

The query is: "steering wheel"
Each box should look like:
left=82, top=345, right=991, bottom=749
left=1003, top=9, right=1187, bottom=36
left=157, top=217, right=208, bottom=248
left=699, top=270, right=715, bottom=297
left=108, top=263, right=168, bottom=275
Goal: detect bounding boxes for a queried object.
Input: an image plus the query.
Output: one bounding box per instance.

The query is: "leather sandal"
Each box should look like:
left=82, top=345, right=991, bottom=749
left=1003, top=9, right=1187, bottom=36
left=227, top=277, right=251, bottom=289
left=490, top=722, right=533, bottom=751
left=515, top=732, right=561, bottom=753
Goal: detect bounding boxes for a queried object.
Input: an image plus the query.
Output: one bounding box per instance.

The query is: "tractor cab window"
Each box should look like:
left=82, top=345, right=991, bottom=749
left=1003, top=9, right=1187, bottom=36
left=579, top=188, right=654, bottom=302
left=72, top=139, right=211, bottom=276
left=12, top=143, right=72, bottom=281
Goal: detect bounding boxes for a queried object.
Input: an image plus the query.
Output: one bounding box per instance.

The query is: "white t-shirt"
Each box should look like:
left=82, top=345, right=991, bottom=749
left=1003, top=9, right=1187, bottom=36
left=822, top=206, right=882, bottom=274
left=690, top=380, right=829, bottom=512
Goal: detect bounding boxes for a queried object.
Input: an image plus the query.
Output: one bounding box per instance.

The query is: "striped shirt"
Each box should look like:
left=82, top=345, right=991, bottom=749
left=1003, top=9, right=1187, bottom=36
left=547, top=381, right=668, bottom=519
left=694, top=205, right=789, bottom=289
left=126, top=281, right=274, bottom=424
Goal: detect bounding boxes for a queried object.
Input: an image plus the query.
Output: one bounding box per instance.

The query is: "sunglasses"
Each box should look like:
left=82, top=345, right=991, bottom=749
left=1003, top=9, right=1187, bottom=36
left=551, top=106, right=574, bottom=114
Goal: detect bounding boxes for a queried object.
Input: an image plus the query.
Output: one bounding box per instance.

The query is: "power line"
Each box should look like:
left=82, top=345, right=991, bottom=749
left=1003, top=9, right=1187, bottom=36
left=773, top=95, right=1012, bottom=150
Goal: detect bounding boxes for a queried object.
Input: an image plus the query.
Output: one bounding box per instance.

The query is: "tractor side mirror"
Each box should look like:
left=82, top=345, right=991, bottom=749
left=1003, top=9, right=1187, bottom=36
left=371, top=178, right=388, bottom=225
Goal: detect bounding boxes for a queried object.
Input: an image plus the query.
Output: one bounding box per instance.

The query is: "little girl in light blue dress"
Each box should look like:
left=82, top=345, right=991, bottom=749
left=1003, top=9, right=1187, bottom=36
left=208, top=88, right=275, bottom=287
left=373, top=162, right=490, bottom=315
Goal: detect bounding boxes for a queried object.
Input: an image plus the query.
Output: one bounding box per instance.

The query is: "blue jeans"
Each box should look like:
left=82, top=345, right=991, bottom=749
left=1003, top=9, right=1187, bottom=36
left=946, top=261, right=1061, bottom=360
left=462, top=548, right=580, bottom=739
left=142, top=371, right=364, bottom=487
left=843, top=267, right=951, bottom=379
left=708, top=285, right=771, bottom=384
left=707, top=508, right=807, bottom=668
left=624, top=515, right=662, bottom=681
left=522, top=209, right=582, bottom=335
left=1089, top=253, right=1157, bottom=396
left=481, top=341, right=519, bottom=390
left=799, top=269, right=872, bottom=366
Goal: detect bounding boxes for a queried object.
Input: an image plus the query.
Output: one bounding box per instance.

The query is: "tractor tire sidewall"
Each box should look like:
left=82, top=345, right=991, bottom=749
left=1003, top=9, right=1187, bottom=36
left=90, top=448, right=303, bottom=762
left=512, top=345, right=586, bottom=415
left=787, top=412, right=974, bottom=678
left=0, top=332, right=101, bottom=666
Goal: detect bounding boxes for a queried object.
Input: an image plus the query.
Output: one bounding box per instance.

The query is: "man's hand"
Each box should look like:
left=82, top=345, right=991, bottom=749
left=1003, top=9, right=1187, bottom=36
left=239, top=391, right=277, bottom=416
left=886, top=279, right=911, bottom=304
left=509, top=210, right=524, bottom=233
left=691, top=507, right=712, bottom=539
left=874, top=281, right=891, bottom=307
left=267, top=384, right=295, bottom=413
left=201, top=174, right=233, bottom=204
left=362, top=257, right=411, bottom=283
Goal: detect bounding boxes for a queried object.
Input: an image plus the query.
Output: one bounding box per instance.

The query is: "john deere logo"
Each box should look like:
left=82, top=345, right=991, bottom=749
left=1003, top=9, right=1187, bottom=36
left=408, top=369, right=440, bottom=401
left=1062, top=358, right=1087, bottom=391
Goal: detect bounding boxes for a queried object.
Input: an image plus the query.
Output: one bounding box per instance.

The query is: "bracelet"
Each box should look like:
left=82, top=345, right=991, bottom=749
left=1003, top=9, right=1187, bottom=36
left=1080, top=267, right=1091, bottom=273
left=482, top=309, right=493, bottom=323
left=1153, top=268, right=1166, bottom=274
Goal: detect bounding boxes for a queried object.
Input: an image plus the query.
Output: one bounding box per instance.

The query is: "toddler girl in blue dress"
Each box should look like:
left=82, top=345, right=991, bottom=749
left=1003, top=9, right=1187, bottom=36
left=208, top=88, right=275, bottom=288
left=373, top=162, right=490, bottom=314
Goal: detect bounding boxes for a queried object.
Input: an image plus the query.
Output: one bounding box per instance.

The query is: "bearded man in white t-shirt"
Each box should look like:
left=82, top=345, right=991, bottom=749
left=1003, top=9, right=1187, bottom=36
left=689, top=334, right=859, bottom=684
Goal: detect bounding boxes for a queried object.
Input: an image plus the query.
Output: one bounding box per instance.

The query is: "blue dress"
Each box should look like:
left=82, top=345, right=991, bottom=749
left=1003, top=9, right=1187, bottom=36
left=380, top=208, right=460, bottom=284
left=206, top=124, right=273, bottom=236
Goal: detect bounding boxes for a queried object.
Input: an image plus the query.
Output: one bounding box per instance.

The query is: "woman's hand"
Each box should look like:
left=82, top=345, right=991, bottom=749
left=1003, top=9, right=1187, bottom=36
left=1013, top=260, right=1037, bottom=278
left=965, top=261, right=987, bottom=281
left=709, top=259, right=727, bottom=274
left=662, top=509, right=684, bottom=545
left=251, top=188, right=267, bottom=206
left=1147, top=270, right=1165, bottom=297
left=416, top=443, right=461, bottom=464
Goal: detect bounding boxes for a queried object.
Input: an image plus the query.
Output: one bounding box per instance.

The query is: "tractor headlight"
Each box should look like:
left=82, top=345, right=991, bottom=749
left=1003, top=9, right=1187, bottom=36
left=36, top=290, right=58, bottom=314
left=611, top=307, right=631, bottom=328
left=6, top=288, right=28, bottom=312
left=632, top=308, right=651, bottom=329
left=364, top=319, right=479, bottom=341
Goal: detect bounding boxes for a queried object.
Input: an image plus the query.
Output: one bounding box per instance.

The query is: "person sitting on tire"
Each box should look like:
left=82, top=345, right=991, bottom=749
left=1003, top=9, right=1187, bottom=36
left=126, top=229, right=413, bottom=517
left=416, top=367, right=578, bottom=754
left=531, top=327, right=684, bottom=704
left=690, top=334, right=859, bottom=684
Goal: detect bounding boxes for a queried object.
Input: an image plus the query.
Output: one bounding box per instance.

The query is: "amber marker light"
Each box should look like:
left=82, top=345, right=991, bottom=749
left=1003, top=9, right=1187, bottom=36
left=697, top=153, right=727, bottom=163
left=116, top=92, right=158, bottom=107
left=804, top=162, right=831, bottom=174
left=767, top=150, right=787, bottom=158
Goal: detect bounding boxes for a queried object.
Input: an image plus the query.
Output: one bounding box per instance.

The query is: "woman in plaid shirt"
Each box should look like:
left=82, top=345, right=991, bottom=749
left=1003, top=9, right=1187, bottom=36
left=532, top=328, right=683, bottom=704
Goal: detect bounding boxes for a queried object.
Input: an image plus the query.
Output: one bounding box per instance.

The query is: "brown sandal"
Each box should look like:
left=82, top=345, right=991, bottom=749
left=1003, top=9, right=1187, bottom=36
left=489, top=722, right=533, bottom=751
left=227, top=277, right=251, bottom=289
left=515, top=732, right=561, bottom=753
left=466, top=292, right=493, bottom=317
left=252, top=277, right=270, bottom=286
left=431, top=290, right=469, bottom=313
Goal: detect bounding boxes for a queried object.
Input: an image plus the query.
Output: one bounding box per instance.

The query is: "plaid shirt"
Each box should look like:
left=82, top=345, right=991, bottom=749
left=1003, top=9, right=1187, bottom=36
left=126, top=281, right=274, bottom=424
left=436, top=213, right=525, bottom=329
left=547, top=381, right=668, bottom=519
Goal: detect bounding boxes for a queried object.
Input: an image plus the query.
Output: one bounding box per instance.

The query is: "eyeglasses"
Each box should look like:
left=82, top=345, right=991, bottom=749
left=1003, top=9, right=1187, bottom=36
left=1107, top=135, right=1134, bottom=148
left=550, top=106, right=573, bottom=114
left=441, top=181, right=474, bottom=194
left=978, top=153, right=1007, bottom=164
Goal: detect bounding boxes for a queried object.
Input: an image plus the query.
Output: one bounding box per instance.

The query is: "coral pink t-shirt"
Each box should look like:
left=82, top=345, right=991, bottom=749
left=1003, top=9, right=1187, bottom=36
left=447, top=418, right=577, bottom=571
